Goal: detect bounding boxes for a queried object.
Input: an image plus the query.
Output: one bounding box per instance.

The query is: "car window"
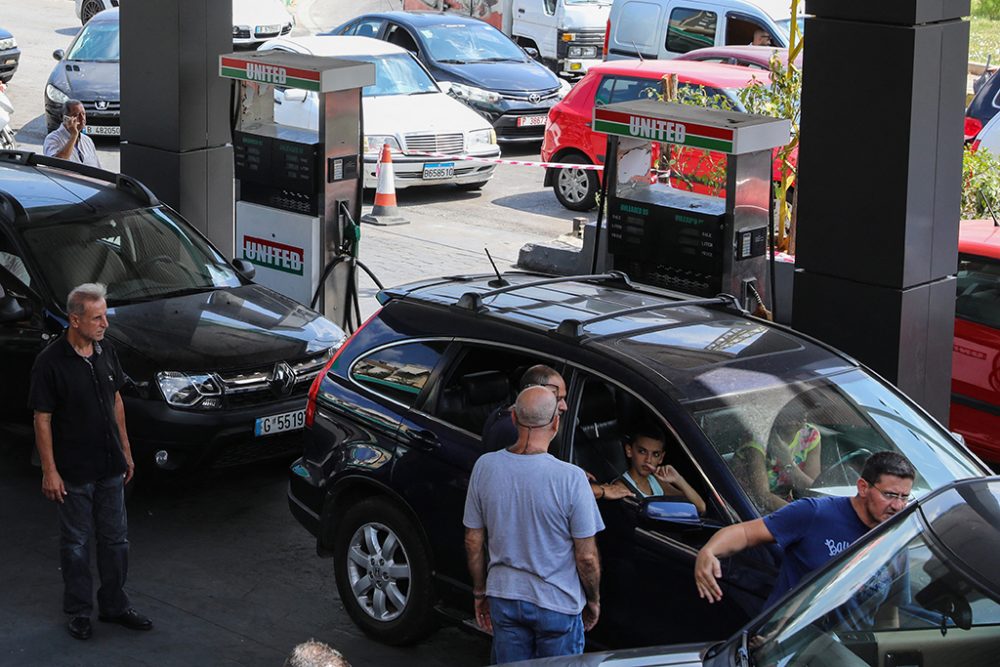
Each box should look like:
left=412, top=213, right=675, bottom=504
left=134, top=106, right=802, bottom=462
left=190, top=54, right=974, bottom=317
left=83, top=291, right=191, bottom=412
left=349, top=53, right=438, bottom=97
left=345, top=19, right=383, bottom=38
left=418, top=21, right=527, bottom=63
left=595, top=76, right=663, bottom=106
left=0, top=231, right=29, bottom=287
left=15, top=206, right=241, bottom=309
left=666, top=8, right=717, bottom=54
left=687, top=369, right=983, bottom=515
left=428, top=345, right=555, bottom=437
left=351, top=341, right=448, bottom=407
left=385, top=23, right=419, bottom=52
left=67, top=18, right=119, bottom=61
left=956, top=254, right=1000, bottom=329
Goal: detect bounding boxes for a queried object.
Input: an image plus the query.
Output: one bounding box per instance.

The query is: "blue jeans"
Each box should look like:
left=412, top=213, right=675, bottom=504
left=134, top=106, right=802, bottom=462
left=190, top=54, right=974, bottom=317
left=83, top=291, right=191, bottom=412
left=489, top=597, right=584, bottom=664
left=58, top=475, right=130, bottom=617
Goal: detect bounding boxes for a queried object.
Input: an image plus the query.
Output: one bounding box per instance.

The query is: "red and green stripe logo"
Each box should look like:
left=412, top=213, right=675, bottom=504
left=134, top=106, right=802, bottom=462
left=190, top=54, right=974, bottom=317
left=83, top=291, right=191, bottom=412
left=593, top=108, right=735, bottom=153
left=220, top=57, right=321, bottom=91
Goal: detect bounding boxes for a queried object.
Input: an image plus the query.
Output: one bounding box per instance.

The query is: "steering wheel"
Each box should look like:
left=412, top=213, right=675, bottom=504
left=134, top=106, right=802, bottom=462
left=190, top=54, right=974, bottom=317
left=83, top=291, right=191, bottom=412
left=810, top=448, right=872, bottom=488
left=134, top=254, right=173, bottom=271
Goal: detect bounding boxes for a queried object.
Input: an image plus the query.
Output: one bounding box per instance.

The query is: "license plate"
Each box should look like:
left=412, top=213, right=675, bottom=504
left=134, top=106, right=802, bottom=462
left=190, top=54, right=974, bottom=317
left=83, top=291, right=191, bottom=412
left=422, top=162, right=455, bottom=180
left=256, top=24, right=281, bottom=35
left=254, top=408, right=305, bottom=437
left=517, top=115, right=547, bottom=127
left=86, top=125, right=120, bottom=136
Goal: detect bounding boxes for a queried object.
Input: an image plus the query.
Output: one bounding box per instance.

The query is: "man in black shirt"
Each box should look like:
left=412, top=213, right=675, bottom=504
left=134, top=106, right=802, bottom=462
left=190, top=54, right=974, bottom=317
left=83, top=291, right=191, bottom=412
left=28, top=283, right=152, bottom=640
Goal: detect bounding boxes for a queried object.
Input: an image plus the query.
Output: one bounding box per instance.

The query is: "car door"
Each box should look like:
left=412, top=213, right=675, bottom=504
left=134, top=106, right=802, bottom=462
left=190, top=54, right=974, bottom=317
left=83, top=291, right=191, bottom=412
left=564, top=372, right=772, bottom=648
left=512, top=0, right=558, bottom=63
left=589, top=74, right=664, bottom=161
left=392, top=341, right=569, bottom=607
left=952, top=253, right=1000, bottom=462
left=0, top=247, right=55, bottom=424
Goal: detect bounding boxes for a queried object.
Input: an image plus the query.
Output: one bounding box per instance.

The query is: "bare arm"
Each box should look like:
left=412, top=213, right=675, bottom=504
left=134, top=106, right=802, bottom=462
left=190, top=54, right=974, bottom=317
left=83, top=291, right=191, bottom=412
left=694, top=518, right=775, bottom=603
left=34, top=411, right=65, bottom=503
left=114, top=392, right=134, bottom=484
left=573, top=536, right=601, bottom=631
left=464, top=527, right=492, bottom=632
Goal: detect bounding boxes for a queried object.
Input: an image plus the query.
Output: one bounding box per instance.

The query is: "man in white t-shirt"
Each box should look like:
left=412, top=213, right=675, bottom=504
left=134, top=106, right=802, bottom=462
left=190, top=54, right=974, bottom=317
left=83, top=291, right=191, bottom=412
left=464, top=385, right=604, bottom=663
left=43, top=99, right=101, bottom=168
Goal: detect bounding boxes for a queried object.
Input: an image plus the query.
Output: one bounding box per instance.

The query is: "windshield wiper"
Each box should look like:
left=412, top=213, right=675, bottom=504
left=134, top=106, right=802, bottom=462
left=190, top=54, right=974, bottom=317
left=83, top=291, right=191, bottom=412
left=436, top=58, right=468, bottom=64
left=476, top=57, right=523, bottom=63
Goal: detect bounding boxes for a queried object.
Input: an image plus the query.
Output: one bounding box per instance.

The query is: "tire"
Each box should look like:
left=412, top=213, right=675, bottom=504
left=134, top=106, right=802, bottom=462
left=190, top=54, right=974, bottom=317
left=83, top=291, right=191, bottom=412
left=332, top=497, right=436, bottom=645
left=81, top=0, right=104, bottom=25
left=455, top=180, right=488, bottom=191
left=552, top=154, right=598, bottom=211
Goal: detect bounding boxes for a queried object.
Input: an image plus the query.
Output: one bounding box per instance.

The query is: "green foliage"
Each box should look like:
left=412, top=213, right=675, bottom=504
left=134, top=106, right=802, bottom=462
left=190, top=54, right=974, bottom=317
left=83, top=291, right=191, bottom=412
left=974, top=0, right=1000, bottom=20
left=970, top=16, right=1000, bottom=63
left=962, top=143, right=1000, bottom=219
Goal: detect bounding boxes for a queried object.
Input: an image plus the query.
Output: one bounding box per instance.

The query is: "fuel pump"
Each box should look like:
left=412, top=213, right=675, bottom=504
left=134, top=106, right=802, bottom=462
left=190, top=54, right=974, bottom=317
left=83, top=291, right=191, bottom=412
left=592, top=100, right=790, bottom=312
left=219, top=50, right=375, bottom=331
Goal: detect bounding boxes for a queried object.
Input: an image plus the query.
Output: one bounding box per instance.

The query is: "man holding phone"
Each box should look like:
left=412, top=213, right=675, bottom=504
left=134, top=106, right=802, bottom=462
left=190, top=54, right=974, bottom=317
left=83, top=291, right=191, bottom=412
left=43, top=99, right=101, bottom=168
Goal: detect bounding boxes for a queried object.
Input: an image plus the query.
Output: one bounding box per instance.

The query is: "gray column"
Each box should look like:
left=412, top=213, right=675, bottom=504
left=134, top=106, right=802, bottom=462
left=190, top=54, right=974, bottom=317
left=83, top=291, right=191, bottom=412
left=119, top=0, right=235, bottom=256
left=792, top=1, right=969, bottom=422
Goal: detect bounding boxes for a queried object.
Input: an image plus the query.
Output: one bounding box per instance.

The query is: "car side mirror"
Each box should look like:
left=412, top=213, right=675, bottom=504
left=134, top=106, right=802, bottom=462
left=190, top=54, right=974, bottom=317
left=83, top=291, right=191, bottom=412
left=641, top=497, right=701, bottom=528
left=0, top=294, right=30, bottom=323
left=523, top=46, right=540, bottom=60
left=232, top=258, right=256, bottom=281
left=53, top=49, right=65, bottom=61
left=437, top=80, right=453, bottom=95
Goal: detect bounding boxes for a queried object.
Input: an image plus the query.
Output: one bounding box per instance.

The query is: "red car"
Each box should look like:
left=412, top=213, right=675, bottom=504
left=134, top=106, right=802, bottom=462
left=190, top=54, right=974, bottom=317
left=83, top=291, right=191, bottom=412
left=676, top=45, right=802, bottom=71
left=541, top=59, right=793, bottom=211
left=953, top=219, right=1000, bottom=465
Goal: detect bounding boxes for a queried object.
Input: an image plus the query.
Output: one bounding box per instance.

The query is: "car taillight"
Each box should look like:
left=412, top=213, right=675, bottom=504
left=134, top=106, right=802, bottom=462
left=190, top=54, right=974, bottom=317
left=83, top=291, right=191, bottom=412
left=305, top=309, right=381, bottom=428
left=971, top=139, right=982, bottom=152
left=602, top=19, right=610, bottom=59
left=964, top=116, right=983, bottom=142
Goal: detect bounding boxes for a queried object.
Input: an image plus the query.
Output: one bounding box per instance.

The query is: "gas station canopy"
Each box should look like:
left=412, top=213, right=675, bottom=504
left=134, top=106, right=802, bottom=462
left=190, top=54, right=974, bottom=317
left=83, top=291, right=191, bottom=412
left=593, top=100, right=791, bottom=155
left=219, top=50, right=375, bottom=93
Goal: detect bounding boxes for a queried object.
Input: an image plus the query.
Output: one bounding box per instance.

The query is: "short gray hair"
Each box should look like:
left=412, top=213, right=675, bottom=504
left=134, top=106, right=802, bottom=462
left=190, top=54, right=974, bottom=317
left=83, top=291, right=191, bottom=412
left=62, top=99, right=84, bottom=116
left=513, top=385, right=558, bottom=427
left=283, top=641, right=350, bottom=667
left=67, top=283, right=106, bottom=316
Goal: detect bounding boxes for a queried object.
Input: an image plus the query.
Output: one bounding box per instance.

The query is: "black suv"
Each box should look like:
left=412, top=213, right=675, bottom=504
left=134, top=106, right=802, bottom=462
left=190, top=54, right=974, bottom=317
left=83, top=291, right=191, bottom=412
left=288, top=272, right=985, bottom=648
left=0, top=152, right=345, bottom=475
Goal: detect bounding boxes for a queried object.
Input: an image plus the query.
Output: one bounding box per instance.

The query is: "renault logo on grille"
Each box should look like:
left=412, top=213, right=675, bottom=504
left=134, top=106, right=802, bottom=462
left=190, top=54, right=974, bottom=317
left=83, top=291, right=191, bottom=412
left=270, top=361, right=295, bottom=396
left=95, top=100, right=109, bottom=110
left=528, top=93, right=541, bottom=104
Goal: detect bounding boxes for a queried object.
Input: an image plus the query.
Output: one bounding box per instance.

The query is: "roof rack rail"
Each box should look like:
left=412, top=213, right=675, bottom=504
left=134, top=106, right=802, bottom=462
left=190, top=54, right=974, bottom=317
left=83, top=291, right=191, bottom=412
left=552, top=293, right=743, bottom=339
left=0, top=150, right=159, bottom=207
left=455, top=271, right=633, bottom=311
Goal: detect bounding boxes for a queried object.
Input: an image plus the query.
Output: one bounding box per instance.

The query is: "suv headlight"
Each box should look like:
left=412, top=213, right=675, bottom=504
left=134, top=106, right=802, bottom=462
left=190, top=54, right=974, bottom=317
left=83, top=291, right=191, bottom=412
left=0, top=38, right=16, bottom=51
left=156, top=371, right=223, bottom=409
left=468, top=128, right=497, bottom=149
left=364, top=135, right=401, bottom=155
left=449, top=83, right=502, bottom=107
left=46, top=84, right=69, bottom=104
left=567, top=45, right=597, bottom=59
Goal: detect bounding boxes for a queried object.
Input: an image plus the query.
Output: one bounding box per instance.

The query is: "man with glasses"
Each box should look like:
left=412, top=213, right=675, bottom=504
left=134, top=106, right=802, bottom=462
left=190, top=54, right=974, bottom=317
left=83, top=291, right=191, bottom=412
left=694, top=451, right=915, bottom=610
left=464, top=385, right=604, bottom=663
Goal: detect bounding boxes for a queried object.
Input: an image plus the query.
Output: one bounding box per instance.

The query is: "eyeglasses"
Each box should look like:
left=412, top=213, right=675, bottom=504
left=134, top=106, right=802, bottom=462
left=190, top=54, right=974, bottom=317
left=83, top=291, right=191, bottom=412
left=868, top=482, right=911, bottom=504
left=526, top=382, right=567, bottom=404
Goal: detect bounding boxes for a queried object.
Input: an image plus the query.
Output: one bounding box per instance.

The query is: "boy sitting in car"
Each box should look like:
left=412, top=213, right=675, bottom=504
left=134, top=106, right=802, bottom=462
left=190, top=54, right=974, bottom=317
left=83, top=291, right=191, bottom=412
left=611, top=424, right=706, bottom=515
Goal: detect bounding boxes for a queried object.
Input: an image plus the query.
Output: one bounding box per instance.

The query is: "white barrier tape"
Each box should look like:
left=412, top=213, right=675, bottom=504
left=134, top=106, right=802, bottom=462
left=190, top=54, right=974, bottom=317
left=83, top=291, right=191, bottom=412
left=408, top=151, right=605, bottom=171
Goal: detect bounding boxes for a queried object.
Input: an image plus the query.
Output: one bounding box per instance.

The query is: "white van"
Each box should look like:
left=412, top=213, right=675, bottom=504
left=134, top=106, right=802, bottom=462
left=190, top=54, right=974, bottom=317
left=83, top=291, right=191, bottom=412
left=605, top=0, right=793, bottom=61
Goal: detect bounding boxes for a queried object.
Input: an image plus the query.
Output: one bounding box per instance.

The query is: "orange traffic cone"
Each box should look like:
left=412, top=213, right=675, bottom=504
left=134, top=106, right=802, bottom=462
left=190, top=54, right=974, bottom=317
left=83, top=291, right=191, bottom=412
left=361, top=143, right=409, bottom=226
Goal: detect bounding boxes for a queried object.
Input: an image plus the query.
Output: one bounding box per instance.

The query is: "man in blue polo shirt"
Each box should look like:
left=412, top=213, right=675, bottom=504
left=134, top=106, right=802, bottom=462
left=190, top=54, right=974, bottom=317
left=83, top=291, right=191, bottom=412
left=694, top=451, right=915, bottom=610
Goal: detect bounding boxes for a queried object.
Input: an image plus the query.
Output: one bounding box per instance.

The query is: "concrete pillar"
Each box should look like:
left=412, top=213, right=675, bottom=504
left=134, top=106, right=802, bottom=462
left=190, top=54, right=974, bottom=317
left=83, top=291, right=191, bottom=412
left=793, top=0, right=969, bottom=422
left=119, top=0, right=235, bottom=256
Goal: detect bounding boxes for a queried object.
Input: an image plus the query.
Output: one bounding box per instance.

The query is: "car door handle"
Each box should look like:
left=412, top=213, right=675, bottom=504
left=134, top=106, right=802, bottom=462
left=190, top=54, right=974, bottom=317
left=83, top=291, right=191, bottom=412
left=410, top=430, right=440, bottom=451
left=518, top=8, right=525, bottom=12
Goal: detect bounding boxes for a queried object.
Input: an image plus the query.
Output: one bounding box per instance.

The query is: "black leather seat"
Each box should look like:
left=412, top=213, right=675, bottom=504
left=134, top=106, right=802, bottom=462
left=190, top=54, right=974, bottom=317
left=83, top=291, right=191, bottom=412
left=438, top=370, right=511, bottom=435
left=574, top=383, right=626, bottom=483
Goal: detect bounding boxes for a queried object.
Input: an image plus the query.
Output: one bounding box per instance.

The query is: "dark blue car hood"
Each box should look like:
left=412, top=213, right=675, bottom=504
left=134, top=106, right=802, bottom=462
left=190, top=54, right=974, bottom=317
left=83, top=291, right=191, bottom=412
left=434, top=60, right=559, bottom=94
left=57, top=61, right=120, bottom=101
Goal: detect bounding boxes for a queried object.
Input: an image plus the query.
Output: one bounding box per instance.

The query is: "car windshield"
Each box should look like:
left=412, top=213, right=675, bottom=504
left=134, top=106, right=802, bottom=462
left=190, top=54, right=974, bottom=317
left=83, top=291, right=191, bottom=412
left=17, top=206, right=242, bottom=308
left=66, top=20, right=119, bottom=62
left=418, top=23, right=527, bottom=63
left=775, top=17, right=806, bottom=39
left=686, top=369, right=983, bottom=515
left=749, top=484, right=1000, bottom=667
left=353, top=53, right=438, bottom=96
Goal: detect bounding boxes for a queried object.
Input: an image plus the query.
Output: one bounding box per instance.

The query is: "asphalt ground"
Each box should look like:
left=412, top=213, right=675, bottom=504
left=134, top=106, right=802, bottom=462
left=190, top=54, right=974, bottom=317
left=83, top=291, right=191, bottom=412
left=0, top=432, right=490, bottom=667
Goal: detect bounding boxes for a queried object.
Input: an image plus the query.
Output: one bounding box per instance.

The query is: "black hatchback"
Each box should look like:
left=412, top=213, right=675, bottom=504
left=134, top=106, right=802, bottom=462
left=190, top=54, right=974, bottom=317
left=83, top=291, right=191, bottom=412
left=288, top=272, right=986, bottom=648
left=0, top=152, right=345, bottom=477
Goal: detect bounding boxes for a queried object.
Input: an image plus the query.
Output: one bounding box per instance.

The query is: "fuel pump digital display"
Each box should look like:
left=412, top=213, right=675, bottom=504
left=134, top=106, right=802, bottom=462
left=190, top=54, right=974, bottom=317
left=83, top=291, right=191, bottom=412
left=234, top=123, right=322, bottom=215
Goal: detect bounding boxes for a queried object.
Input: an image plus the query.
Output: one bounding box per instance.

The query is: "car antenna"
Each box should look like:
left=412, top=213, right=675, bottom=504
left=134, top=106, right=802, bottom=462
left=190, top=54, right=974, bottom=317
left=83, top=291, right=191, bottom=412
left=484, top=248, right=510, bottom=287
left=978, top=190, right=1000, bottom=227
